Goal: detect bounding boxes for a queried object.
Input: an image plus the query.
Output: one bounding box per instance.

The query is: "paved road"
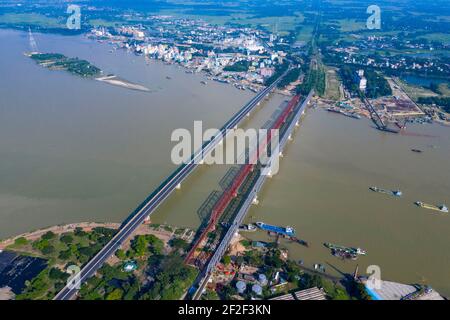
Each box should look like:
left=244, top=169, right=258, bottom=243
left=54, top=70, right=289, bottom=300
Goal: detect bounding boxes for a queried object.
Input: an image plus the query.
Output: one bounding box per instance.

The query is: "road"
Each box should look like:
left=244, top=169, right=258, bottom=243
left=54, top=70, right=289, bottom=300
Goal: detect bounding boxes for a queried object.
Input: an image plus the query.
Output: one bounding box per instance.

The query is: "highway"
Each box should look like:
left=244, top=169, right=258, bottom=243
left=54, top=70, right=289, bottom=300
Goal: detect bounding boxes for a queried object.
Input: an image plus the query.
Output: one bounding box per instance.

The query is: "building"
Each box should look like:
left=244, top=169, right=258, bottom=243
left=293, top=287, right=327, bottom=300
left=355, top=69, right=367, bottom=91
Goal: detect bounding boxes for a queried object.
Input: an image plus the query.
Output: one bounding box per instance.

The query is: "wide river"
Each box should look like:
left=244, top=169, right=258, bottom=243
left=1, top=30, right=449, bottom=296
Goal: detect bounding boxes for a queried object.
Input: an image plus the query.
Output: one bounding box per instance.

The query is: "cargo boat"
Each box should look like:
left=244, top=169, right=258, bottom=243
left=343, top=112, right=361, bottom=120
left=256, top=222, right=295, bottom=237
left=324, top=243, right=366, bottom=256
left=415, top=201, right=448, bottom=213
left=369, top=186, right=402, bottom=197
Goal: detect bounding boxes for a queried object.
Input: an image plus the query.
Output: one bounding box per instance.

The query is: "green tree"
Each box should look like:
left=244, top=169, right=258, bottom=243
left=115, top=249, right=127, bottom=260
left=60, top=234, right=73, bottom=244
left=49, top=267, right=69, bottom=281
left=222, top=255, right=232, bottom=266
left=14, top=237, right=29, bottom=246
left=106, top=288, right=124, bottom=300
left=41, top=245, right=55, bottom=255
left=41, top=231, right=56, bottom=240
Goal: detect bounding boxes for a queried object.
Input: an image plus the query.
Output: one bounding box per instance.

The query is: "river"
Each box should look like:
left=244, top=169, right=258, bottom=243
left=1, top=29, right=449, bottom=296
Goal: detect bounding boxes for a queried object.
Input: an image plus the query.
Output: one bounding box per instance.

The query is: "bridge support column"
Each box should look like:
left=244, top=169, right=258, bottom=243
left=176, top=183, right=181, bottom=190
left=295, top=120, right=300, bottom=127
left=199, top=159, right=205, bottom=165
left=252, top=195, right=259, bottom=205
left=246, top=112, right=250, bottom=118
left=279, top=151, right=284, bottom=158
left=288, top=134, right=293, bottom=141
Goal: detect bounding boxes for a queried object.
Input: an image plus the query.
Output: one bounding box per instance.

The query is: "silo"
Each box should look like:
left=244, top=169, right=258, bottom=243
left=252, top=284, right=263, bottom=296
left=258, top=273, right=267, bottom=286
left=236, top=281, right=246, bottom=294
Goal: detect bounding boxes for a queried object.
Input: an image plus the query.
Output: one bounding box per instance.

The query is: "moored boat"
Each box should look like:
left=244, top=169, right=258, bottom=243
left=256, top=222, right=295, bottom=237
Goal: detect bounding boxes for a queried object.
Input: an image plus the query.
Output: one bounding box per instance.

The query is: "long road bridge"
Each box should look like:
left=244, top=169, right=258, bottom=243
left=54, top=70, right=290, bottom=300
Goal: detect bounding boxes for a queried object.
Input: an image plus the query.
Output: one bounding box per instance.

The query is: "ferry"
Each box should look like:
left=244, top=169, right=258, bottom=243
left=369, top=186, right=402, bottom=197
left=327, top=107, right=342, bottom=114
left=324, top=243, right=367, bottom=256
left=415, top=201, right=448, bottom=213
left=256, top=222, right=295, bottom=237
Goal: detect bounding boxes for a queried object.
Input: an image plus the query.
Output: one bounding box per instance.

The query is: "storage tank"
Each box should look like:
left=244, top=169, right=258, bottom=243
left=252, top=284, right=263, bottom=296
left=236, top=281, right=246, bottom=294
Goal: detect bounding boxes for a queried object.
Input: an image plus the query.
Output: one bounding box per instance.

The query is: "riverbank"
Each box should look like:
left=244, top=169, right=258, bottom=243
left=0, top=222, right=120, bottom=250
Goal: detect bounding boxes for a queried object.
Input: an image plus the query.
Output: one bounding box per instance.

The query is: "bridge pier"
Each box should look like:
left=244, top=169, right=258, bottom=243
left=279, top=151, right=284, bottom=158
left=288, top=134, right=293, bottom=141
left=176, top=183, right=181, bottom=190
left=252, top=195, right=259, bottom=205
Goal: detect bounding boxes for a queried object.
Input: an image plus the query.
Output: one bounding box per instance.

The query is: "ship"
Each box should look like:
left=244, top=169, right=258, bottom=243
left=324, top=243, right=367, bottom=257
left=369, top=186, right=402, bottom=197
left=256, top=222, right=295, bottom=237
left=327, top=107, right=342, bottom=114
left=200, top=80, right=207, bottom=85
left=415, top=201, right=448, bottom=213
left=411, top=149, right=423, bottom=153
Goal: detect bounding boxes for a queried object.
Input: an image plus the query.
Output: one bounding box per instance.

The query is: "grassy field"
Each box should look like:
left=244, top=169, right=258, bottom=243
left=396, top=78, right=438, bottom=101
left=296, top=25, right=314, bottom=42
left=324, top=67, right=341, bottom=101
left=0, top=13, right=64, bottom=28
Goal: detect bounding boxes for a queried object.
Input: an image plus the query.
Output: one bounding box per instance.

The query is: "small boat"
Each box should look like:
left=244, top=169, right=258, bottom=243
left=369, top=186, right=402, bottom=197
left=411, top=149, right=423, bottom=153
left=324, top=243, right=366, bottom=257
left=200, top=80, right=207, bottom=85
left=166, top=76, right=171, bottom=80
left=238, top=224, right=257, bottom=232
left=415, top=201, right=448, bottom=213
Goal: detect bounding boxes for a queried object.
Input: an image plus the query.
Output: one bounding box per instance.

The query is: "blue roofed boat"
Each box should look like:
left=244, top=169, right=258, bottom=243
left=256, top=222, right=295, bottom=237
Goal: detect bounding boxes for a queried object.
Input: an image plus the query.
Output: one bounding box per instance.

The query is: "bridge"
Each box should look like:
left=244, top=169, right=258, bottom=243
left=54, top=70, right=290, bottom=300
left=190, top=90, right=314, bottom=299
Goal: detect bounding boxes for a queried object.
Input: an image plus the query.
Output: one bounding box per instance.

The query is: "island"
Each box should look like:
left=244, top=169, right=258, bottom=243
left=26, top=52, right=150, bottom=92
